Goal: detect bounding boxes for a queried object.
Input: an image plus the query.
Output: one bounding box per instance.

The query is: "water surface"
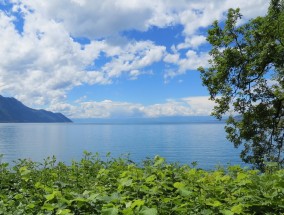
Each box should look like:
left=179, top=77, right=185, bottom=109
left=0, top=122, right=245, bottom=169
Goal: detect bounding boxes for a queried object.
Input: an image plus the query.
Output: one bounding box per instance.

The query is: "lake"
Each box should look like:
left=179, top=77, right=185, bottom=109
left=0, top=122, right=245, bottom=169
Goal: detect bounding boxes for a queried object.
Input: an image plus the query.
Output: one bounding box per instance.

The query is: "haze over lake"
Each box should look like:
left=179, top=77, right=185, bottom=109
left=0, top=118, right=245, bottom=169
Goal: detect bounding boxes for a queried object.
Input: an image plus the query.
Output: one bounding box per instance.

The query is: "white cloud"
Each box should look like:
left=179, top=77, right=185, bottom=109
left=11, top=0, right=154, bottom=38
left=50, top=100, right=145, bottom=118
left=10, top=0, right=268, bottom=39
left=177, top=35, right=207, bottom=50
left=164, top=50, right=210, bottom=79
left=178, top=0, right=269, bottom=37
left=164, top=53, right=180, bottom=64
left=49, top=96, right=216, bottom=118
left=224, top=0, right=269, bottom=20
left=102, top=41, right=166, bottom=79
left=0, top=0, right=269, bottom=110
left=181, top=96, right=216, bottom=115
left=129, top=70, right=140, bottom=80
left=0, top=7, right=165, bottom=106
left=145, top=96, right=216, bottom=117
left=179, top=50, right=210, bottom=72
left=0, top=10, right=109, bottom=106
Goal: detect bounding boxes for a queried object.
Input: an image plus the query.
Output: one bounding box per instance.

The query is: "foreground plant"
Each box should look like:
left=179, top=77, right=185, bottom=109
left=0, top=152, right=283, bottom=214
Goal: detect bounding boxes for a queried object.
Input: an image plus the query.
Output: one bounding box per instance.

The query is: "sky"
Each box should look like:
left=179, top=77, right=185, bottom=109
left=0, top=0, right=269, bottom=119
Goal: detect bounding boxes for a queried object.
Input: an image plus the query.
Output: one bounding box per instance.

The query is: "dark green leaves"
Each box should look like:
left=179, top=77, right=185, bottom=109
left=199, top=0, right=284, bottom=171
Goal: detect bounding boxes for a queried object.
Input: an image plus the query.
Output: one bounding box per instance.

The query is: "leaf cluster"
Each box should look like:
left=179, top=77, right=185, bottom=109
left=198, top=0, right=284, bottom=170
left=0, top=153, right=284, bottom=214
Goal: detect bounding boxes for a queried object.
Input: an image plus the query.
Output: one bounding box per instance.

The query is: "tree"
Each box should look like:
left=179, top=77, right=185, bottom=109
left=198, top=0, right=284, bottom=171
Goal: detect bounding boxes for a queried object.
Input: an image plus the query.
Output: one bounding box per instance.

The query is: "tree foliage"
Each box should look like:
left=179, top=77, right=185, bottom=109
left=199, top=0, right=284, bottom=171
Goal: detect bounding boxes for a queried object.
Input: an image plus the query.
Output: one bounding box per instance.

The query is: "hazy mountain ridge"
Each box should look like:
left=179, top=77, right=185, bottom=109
left=0, top=95, right=72, bottom=123
left=72, top=116, right=225, bottom=124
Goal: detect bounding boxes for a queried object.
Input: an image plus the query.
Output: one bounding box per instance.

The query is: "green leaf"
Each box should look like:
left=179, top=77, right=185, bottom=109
left=206, top=200, right=222, bottom=207
left=35, top=182, right=43, bottom=188
left=231, top=204, right=243, bottom=214
left=179, top=188, right=192, bottom=197
left=221, top=210, right=234, bottom=215
left=45, top=193, right=55, bottom=201
left=19, top=166, right=31, bottom=176
left=41, top=203, right=55, bottom=211
left=88, top=193, right=100, bottom=202
left=26, top=203, right=35, bottom=209
left=119, top=178, right=132, bottom=187
left=236, top=173, right=247, bottom=181
left=154, top=156, right=165, bottom=166
left=139, top=207, right=158, bottom=215
left=122, top=207, right=133, bottom=215
left=125, top=201, right=132, bottom=208
left=102, top=207, right=119, bottom=215
left=173, top=182, right=185, bottom=189
left=14, top=194, right=23, bottom=200
left=145, top=175, right=156, bottom=183
left=72, top=197, right=88, bottom=203
left=56, top=209, right=72, bottom=215
left=131, top=200, right=145, bottom=209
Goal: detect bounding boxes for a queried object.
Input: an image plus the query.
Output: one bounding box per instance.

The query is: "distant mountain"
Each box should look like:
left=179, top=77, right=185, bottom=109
left=0, top=95, right=72, bottom=123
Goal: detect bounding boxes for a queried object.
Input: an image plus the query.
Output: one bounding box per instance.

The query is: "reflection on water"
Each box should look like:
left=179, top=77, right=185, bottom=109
left=0, top=123, right=245, bottom=169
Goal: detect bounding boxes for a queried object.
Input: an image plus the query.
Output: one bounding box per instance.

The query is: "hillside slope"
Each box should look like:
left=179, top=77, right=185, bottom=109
left=0, top=95, right=72, bottom=123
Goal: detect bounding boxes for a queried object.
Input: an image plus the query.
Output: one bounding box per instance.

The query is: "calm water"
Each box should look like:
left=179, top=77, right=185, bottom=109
left=0, top=122, right=245, bottom=169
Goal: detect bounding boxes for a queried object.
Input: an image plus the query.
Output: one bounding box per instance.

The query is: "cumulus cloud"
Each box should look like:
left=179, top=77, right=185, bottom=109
left=49, top=96, right=216, bottom=118
left=0, top=7, right=165, bottom=106
left=144, top=96, right=217, bottom=117
left=49, top=100, right=145, bottom=118
left=0, top=0, right=269, bottom=112
left=178, top=0, right=269, bottom=36
left=164, top=50, right=210, bottom=80
left=12, top=0, right=154, bottom=38
left=177, top=35, right=207, bottom=50
left=11, top=0, right=268, bottom=38
left=101, top=41, right=166, bottom=79
left=0, top=9, right=108, bottom=106
left=181, top=96, right=216, bottom=115
left=164, top=53, right=180, bottom=64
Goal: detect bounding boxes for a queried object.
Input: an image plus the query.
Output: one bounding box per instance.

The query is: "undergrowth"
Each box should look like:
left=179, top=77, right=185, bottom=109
left=0, top=152, right=283, bottom=214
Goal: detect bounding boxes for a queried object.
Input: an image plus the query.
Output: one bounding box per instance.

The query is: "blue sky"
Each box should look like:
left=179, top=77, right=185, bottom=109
left=0, top=0, right=269, bottom=118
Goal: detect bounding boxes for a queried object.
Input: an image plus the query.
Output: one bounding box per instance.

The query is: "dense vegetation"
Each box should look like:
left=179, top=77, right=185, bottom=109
left=0, top=152, right=283, bottom=214
left=199, top=0, right=284, bottom=171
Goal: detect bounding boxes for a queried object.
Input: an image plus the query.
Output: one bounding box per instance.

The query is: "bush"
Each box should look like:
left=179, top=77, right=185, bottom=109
left=0, top=152, right=283, bottom=214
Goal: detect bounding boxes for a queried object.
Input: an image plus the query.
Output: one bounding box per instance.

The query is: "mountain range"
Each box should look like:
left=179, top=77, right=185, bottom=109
left=72, top=116, right=224, bottom=124
left=0, top=95, right=72, bottom=123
